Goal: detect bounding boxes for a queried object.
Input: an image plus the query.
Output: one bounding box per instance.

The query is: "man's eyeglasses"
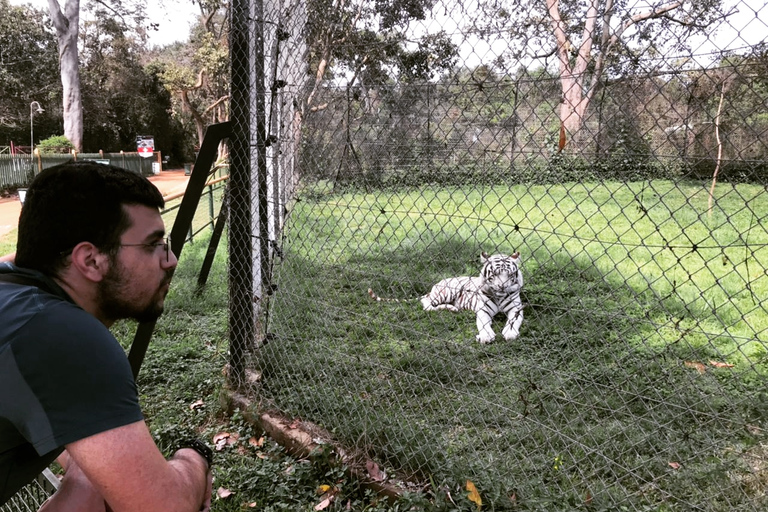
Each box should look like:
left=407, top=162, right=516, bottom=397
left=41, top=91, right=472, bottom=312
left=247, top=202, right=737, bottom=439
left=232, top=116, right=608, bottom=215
left=119, top=236, right=172, bottom=262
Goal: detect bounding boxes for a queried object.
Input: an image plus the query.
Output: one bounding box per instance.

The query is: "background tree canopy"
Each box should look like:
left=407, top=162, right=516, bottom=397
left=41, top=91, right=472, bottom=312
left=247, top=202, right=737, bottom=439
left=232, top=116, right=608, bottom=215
left=0, top=0, right=61, bottom=146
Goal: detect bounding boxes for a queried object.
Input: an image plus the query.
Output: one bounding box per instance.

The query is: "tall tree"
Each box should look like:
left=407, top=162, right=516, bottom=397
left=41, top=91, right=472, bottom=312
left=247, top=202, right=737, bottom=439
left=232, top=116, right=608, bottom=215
left=47, top=0, right=83, bottom=150
left=475, top=0, right=727, bottom=148
left=46, top=0, right=147, bottom=151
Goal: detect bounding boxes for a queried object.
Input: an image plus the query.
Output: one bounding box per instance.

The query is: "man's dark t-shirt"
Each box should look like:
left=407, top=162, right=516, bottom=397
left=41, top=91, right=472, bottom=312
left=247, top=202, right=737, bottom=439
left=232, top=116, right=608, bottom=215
left=0, top=264, right=143, bottom=504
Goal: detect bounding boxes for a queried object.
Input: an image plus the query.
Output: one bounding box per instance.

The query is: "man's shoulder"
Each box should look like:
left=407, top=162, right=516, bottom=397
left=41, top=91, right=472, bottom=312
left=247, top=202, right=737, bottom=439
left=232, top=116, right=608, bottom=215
left=0, top=264, right=73, bottom=303
left=0, top=276, right=96, bottom=348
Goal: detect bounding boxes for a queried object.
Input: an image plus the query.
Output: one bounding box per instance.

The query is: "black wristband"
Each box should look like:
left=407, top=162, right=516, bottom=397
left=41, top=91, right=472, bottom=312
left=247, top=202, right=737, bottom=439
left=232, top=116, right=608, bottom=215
left=178, top=438, right=213, bottom=469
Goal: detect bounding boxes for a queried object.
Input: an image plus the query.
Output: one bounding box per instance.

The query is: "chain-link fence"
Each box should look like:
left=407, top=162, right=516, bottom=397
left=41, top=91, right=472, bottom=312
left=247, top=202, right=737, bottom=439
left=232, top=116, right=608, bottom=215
left=228, top=0, right=768, bottom=509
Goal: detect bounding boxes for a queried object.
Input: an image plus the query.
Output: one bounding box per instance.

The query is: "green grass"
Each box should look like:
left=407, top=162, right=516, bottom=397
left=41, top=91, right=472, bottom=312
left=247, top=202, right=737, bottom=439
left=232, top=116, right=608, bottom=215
left=0, top=228, right=16, bottom=257
left=4, top=178, right=766, bottom=510
left=255, top=179, right=768, bottom=510
left=111, top=234, right=422, bottom=511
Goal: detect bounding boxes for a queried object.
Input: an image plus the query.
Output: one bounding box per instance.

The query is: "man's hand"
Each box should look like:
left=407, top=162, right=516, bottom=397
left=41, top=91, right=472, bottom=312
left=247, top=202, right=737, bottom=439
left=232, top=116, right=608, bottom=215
left=169, top=449, right=213, bottom=512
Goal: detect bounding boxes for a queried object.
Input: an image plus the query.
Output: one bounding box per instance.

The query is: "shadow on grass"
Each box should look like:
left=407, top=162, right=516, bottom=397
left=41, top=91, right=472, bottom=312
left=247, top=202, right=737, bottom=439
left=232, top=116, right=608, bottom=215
left=254, top=237, right=768, bottom=510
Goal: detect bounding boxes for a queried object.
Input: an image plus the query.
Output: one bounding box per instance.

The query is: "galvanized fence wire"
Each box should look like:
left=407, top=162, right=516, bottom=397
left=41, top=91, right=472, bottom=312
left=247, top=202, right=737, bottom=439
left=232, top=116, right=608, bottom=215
left=229, top=0, right=768, bottom=509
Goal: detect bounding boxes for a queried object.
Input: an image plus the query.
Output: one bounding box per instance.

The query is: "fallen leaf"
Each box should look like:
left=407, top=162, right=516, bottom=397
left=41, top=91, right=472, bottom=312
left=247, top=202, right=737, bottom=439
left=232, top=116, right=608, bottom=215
left=248, top=436, right=265, bottom=448
left=189, top=399, right=204, bottom=410
left=709, top=360, right=734, bottom=368
left=212, top=432, right=239, bottom=451
left=366, top=460, right=386, bottom=482
left=213, top=432, right=230, bottom=451
left=245, top=502, right=257, bottom=508
left=668, top=462, right=681, bottom=470
left=216, top=487, right=234, bottom=499
left=317, top=484, right=333, bottom=495
left=466, top=480, right=482, bottom=510
left=289, top=418, right=301, bottom=429
left=314, top=496, right=333, bottom=511
left=684, top=361, right=707, bottom=374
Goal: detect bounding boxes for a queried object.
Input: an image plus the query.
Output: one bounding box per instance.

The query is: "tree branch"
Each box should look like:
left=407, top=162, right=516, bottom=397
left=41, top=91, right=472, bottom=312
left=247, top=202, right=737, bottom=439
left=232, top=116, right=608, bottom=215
left=47, top=0, right=69, bottom=34
left=204, top=95, right=230, bottom=114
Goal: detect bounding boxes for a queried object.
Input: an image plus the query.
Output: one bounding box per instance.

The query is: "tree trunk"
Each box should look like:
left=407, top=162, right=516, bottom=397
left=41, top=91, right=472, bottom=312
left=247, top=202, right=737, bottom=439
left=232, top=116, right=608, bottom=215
left=48, top=0, right=83, bottom=152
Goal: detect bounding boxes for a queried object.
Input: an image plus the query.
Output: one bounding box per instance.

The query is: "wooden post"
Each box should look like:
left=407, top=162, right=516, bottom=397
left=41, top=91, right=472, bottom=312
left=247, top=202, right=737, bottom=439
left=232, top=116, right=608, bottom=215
left=34, top=149, right=42, bottom=174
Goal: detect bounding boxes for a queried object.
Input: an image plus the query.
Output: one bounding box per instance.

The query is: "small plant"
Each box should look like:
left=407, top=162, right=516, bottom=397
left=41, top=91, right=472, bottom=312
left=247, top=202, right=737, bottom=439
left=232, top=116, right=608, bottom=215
left=36, top=135, right=75, bottom=154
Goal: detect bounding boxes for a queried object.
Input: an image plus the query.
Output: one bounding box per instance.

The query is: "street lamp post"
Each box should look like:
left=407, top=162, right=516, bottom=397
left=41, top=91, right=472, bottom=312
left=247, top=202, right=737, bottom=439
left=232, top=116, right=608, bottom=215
left=30, top=101, right=44, bottom=160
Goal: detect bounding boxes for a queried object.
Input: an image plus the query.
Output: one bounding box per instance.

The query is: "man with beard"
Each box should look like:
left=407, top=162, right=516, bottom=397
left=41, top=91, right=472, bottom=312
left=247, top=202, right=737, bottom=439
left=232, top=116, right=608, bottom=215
left=0, top=162, right=212, bottom=511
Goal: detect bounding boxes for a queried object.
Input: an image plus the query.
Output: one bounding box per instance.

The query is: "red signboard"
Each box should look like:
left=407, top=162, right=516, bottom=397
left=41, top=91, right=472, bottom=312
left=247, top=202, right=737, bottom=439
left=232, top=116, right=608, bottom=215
left=137, top=136, right=154, bottom=158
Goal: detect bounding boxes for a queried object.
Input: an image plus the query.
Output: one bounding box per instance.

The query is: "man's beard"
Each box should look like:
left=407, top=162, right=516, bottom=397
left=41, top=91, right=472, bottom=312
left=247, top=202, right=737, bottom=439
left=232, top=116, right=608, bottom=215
left=97, top=259, right=172, bottom=323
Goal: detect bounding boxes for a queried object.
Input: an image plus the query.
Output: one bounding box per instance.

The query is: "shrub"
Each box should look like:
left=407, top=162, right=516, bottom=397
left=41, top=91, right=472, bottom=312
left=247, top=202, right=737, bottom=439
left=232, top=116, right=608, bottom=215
left=37, top=135, right=75, bottom=154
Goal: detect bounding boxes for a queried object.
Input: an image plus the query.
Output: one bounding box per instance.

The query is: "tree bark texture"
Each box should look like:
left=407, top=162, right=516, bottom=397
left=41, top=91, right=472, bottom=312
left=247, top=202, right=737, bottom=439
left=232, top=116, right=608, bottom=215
left=48, top=0, right=83, bottom=151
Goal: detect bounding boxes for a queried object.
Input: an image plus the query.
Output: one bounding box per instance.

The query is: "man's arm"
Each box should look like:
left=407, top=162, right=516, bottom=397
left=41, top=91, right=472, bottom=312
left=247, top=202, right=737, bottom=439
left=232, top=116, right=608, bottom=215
left=65, top=420, right=211, bottom=512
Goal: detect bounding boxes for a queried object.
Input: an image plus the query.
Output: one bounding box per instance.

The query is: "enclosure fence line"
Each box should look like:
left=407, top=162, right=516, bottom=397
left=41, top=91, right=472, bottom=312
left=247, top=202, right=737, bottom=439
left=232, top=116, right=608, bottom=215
left=226, top=0, right=768, bottom=509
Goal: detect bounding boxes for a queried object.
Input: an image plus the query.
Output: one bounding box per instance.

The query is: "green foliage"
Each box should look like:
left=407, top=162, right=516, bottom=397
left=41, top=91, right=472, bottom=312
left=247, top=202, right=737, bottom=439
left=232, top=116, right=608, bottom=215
left=78, top=11, right=185, bottom=155
left=36, top=135, right=75, bottom=154
left=320, top=154, right=681, bottom=191
left=0, top=0, right=61, bottom=145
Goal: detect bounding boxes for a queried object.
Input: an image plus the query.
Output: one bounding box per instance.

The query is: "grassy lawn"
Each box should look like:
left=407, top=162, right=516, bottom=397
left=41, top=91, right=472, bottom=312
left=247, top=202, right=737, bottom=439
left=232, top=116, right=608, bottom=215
left=111, top=235, right=419, bottom=511
left=0, top=229, right=16, bottom=258
left=255, top=179, right=768, bottom=510
left=3, top=178, right=765, bottom=510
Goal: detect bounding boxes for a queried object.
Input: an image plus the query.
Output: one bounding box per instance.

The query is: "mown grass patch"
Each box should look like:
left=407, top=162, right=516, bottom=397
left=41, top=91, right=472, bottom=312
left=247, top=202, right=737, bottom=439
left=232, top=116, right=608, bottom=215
left=0, top=228, right=16, bottom=257
left=255, top=179, right=768, bottom=510
left=110, top=234, right=422, bottom=511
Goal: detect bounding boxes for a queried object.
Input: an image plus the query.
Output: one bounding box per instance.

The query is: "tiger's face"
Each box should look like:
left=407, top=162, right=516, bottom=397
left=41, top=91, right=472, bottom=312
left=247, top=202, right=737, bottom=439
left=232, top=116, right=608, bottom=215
left=480, top=252, right=521, bottom=295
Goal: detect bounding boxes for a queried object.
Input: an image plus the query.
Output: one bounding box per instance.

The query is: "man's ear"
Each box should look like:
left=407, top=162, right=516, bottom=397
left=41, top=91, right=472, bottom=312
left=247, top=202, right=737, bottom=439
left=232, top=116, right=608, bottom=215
left=68, top=242, right=110, bottom=282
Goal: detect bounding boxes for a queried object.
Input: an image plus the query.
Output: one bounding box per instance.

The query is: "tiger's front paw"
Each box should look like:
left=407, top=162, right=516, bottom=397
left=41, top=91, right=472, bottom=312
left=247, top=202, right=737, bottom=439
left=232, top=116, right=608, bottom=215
left=502, top=326, right=519, bottom=341
left=476, top=332, right=496, bottom=344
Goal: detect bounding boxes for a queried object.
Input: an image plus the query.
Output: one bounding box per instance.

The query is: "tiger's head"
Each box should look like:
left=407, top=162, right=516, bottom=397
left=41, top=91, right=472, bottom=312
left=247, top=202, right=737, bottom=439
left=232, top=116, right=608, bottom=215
left=479, top=252, right=522, bottom=296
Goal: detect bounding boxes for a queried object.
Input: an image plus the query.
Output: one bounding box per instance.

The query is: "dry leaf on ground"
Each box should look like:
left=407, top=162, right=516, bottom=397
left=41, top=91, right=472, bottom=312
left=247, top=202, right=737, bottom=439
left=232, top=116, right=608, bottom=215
left=212, top=432, right=240, bottom=451
left=366, top=460, right=386, bottom=481
left=466, top=480, right=482, bottom=509
left=216, top=487, right=234, bottom=499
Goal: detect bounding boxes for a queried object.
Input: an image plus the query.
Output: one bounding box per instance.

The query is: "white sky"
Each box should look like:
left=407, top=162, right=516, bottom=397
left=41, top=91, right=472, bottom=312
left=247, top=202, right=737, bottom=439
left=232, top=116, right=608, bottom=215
left=9, top=0, right=198, bottom=47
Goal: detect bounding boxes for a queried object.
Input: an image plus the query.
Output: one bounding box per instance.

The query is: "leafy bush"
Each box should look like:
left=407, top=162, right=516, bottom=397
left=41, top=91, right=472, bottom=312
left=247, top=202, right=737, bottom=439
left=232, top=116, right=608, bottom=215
left=37, top=135, right=75, bottom=154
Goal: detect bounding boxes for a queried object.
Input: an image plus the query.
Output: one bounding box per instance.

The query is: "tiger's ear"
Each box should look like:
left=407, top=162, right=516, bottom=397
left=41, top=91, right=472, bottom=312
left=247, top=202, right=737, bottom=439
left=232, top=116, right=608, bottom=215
left=511, top=252, right=520, bottom=259
left=481, top=251, right=490, bottom=261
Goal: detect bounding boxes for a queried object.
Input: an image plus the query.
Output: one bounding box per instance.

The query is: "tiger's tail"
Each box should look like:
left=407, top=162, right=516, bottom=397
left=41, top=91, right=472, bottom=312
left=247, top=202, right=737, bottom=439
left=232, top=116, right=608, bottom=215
left=367, top=288, right=418, bottom=303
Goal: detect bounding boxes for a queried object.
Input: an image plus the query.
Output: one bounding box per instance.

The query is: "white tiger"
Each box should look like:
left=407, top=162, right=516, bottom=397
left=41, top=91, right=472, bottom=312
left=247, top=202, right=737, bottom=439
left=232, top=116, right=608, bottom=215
left=369, top=252, right=524, bottom=344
